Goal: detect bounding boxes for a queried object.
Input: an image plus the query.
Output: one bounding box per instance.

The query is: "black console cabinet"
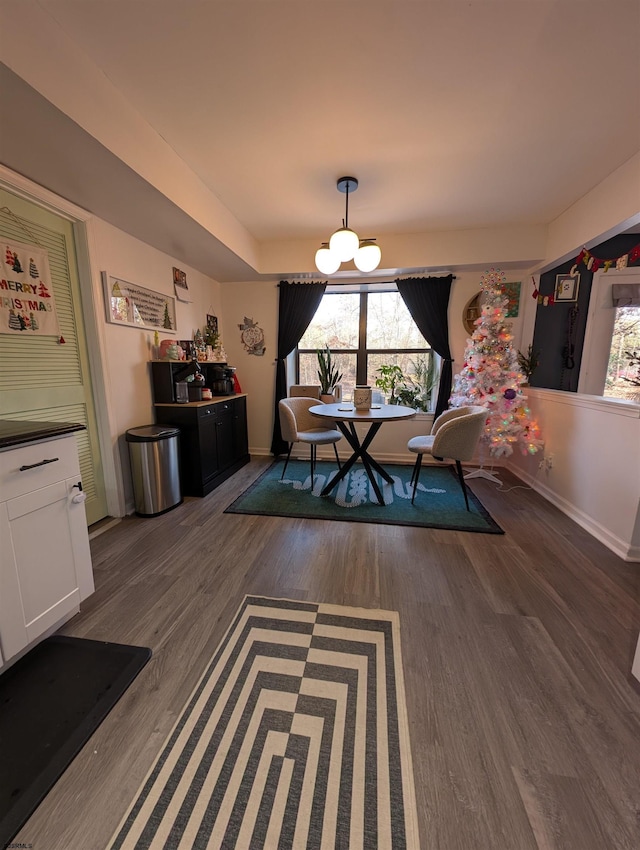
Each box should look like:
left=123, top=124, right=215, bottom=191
left=154, top=396, right=249, bottom=496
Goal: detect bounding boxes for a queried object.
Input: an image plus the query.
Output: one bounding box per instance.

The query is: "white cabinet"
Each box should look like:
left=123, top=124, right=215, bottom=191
left=0, top=431, right=94, bottom=667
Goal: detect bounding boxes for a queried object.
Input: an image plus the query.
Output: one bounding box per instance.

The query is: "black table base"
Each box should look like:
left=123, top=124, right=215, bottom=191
left=320, top=421, right=393, bottom=505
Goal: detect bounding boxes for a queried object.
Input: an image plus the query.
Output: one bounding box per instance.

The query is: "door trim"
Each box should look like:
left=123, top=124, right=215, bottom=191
left=0, top=164, right=124, bottom=517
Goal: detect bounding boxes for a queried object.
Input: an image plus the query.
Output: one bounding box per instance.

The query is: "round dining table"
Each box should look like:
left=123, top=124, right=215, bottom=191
left=309, top=401, right=417, bottom=505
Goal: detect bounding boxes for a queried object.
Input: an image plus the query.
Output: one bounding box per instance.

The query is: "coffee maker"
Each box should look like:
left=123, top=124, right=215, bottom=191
left=209, top=365, right=236, bottom=396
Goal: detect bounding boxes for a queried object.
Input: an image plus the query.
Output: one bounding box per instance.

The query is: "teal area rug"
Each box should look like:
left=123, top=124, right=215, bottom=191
left=225, top=460, right=504, bottom=533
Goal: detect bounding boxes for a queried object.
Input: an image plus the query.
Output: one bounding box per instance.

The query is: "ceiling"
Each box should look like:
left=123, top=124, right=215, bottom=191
left=1, top=1, right=639, bottom=281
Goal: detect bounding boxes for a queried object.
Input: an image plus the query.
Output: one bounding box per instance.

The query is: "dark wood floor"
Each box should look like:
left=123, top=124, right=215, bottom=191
left=14, top=458, right=640, bottom=849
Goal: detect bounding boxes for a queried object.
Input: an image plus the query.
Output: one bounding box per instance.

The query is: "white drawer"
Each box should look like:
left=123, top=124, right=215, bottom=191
left=0, top=434, right=81, bottom=502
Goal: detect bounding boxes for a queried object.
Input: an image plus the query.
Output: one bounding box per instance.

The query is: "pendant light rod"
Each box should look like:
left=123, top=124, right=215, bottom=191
left=337, top=176, right=358, bottom=232
left=338, top=177, right=358, bottom=227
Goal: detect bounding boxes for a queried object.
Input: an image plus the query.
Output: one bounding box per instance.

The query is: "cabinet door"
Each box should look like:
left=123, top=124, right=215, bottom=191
left=0, top=476, right=92, bottom=662
left=232, top=396, right=249, bottom=461
left=215, top=403, right=235, bottom=468
left=199, top=408, right=220, bottom=483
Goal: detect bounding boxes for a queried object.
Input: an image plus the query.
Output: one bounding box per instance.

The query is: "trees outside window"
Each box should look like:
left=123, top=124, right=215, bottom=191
left=297, top=288, right=436, bottom=407
left=605, top=305, right=640, bottom=402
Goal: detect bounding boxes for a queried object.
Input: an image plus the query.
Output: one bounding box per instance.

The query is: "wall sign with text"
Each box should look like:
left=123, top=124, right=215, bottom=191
left=1, top=239, right=60, bottom=335
left=102, top=272, right=176, bottom=332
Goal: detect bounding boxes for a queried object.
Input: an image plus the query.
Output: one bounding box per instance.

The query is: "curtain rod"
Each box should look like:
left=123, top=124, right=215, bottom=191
left=285, top=274, right=456, bottom=287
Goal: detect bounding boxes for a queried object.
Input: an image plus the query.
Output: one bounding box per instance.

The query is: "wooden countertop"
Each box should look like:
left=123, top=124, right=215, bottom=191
left=154, top=393, right=247, bottom=408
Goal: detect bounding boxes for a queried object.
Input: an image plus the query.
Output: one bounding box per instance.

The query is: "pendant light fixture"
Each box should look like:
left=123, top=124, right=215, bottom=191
left=314, top=242, right=341, bottom=275
left=315, top=177, right=381, bottom=274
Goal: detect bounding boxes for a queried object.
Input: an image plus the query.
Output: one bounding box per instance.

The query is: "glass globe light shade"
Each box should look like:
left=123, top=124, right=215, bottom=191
left=354, top=240, right=382, bottom=272
left=329, top=227, right=359, bottom=262
left=315, top=244, right=341, bottom=275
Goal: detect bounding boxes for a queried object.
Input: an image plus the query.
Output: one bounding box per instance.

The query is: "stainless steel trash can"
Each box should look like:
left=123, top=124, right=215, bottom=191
left=126, top=425, right=182, bottom=517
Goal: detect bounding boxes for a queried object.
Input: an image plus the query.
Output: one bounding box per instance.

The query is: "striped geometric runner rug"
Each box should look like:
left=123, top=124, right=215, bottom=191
left=108, top=596, right=420, bottom=849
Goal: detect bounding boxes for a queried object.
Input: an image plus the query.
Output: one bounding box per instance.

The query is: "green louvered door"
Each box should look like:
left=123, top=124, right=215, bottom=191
left=0, top=188, right=107, bottom=525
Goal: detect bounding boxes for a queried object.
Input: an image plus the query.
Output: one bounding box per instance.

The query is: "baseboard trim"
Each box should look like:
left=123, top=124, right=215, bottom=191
left=88, top=516, right=122, bottom=539
left=507, top=464, right=639, bottom=563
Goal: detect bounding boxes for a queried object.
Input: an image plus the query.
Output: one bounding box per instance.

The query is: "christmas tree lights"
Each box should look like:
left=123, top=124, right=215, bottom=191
left=450, top=268, right=543, bottom=458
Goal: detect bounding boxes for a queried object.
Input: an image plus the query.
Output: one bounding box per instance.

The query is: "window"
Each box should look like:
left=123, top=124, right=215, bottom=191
left=297, top=286, right=436, bottom=410
left=579, top=269, right=640, bottom=402
left=605, top=304, right=640, bottom=401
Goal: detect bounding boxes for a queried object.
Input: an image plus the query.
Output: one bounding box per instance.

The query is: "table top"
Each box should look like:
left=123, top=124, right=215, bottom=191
left=0, top=419, right=85, bottom=450
left=310, top=402, right=417, bottom=423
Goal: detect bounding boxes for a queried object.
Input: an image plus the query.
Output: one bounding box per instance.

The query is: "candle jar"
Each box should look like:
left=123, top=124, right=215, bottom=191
left=354, top=386, right=372, bottom=409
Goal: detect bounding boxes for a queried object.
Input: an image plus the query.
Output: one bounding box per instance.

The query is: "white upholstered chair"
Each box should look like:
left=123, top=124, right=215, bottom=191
left=407, top=405, right=488, bottom=509
left=278, top=397, right=342, bottom=482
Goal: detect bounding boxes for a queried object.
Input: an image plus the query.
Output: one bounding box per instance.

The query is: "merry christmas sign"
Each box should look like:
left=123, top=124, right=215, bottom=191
left=0, top=240, right=60, bottom=335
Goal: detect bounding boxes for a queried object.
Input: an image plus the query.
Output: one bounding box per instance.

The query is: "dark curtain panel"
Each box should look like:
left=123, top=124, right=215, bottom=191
left=396, top=274, right=454, bottom=419
left=270, top=280, right=327, bottom=455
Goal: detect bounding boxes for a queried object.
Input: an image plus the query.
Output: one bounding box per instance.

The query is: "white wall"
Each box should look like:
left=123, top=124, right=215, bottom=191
left=260, top=225, right=547, bottom=277
left=220, top=281, right=279, bottom=453
left=86, top=219, right=222, bottom=512
left=544, top=152, right=640, bottom=270
left=507, top=389, right=640, bottom=561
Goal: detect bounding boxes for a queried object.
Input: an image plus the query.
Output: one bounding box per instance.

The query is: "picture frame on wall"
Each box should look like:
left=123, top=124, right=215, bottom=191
left=173, top=266, right=192, bottom=302
left=102, top=272, right=177, bottom=332
left=502, top=281, right=521, bottom=317
left=555, top=273, right=580, bottom=302
left=173, top=267, right=187, bottom=288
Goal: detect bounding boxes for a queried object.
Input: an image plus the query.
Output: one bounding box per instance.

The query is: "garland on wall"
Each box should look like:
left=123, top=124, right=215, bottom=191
left=530, top=239, right=640, bottom=305
left=570, top=242, right=640, bottom=275
left=530, top=277, right=554, bottom=306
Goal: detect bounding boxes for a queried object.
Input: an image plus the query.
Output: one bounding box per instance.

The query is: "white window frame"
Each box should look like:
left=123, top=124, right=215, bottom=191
left=578, top=267, right=640, bottom=401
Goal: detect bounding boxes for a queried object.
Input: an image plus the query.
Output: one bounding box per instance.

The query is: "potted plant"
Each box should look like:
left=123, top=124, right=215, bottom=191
left=317, top=345, right=343, bottom=402
left=374, top=364, right=405, bottom=404
left=375, top=357, right=437, bottom=410
left=517, top=344, right=540, bottom=386
left=407, top=355, right=437, bottom=412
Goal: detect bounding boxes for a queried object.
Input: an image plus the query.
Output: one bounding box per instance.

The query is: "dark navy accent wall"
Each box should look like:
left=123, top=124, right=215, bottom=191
left=531, top=234, right=640, bottom=391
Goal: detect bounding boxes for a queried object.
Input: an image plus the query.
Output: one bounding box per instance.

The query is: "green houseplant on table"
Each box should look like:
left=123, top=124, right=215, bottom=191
left=317, top=345, right=343, bottom=402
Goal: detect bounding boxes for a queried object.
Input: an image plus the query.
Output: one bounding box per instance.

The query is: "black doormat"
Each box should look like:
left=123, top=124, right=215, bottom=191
left=0, top=635, right=152, bottom=846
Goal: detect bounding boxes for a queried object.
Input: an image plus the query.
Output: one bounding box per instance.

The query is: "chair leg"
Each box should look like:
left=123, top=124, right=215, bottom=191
left=281, top=443, right=293, bottom=479
left=455, top=459, right=470, bottom=510
left=333, top=442, right=342, bottom=470
left=310, top=444, right=316, bottom=482
left=411, top=454, right=423, bottom=504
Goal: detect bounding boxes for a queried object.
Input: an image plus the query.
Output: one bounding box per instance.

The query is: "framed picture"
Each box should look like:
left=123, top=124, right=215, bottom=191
left=555, top=274, right=580, bottom=302
left=102, top=272, right=176, bottom=331
left=206, top=314, right=218, bottom=334
left=502, top=281, right=521, bottom=317
left=173, top=267, right=187, bottom=289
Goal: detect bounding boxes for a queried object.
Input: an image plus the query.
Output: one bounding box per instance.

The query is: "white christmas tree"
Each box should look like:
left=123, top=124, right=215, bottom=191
left=450, top=268, right=543, bottom=459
